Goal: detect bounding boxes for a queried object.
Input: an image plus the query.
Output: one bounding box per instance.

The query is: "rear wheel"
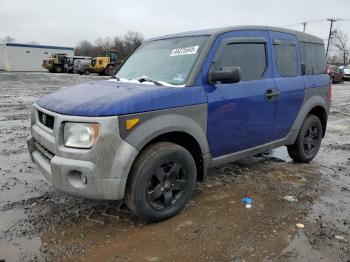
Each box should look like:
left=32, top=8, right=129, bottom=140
left=287, top=115, right=323, bottom=163
left=126, top=142, right=197, bottom=222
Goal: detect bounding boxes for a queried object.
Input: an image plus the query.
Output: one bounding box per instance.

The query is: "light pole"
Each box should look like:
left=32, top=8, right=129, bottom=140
left=326, top=18, right=341, bottom=59
left=302, top=22, right=307, bottom=32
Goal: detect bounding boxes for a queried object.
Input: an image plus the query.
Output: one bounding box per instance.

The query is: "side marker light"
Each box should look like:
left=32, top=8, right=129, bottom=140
left=126, top=118, right=140, bottom=130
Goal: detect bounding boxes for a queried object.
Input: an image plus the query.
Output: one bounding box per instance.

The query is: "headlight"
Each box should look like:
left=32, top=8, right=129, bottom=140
left=64, top=123, right=100, bottom=149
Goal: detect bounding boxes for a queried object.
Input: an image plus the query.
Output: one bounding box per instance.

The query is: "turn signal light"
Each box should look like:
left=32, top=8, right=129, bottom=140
left=126, top=118, right=140, bottom=130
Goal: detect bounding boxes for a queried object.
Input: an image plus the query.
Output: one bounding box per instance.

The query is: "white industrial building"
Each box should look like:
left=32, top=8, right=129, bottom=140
left=0, top=43, right=74, bottom=72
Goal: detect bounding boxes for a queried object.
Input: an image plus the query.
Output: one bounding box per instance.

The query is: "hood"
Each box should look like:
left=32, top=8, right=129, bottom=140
left=37, top=80, right=207, bottom=116
left=343, top=68, right=350, bottom=74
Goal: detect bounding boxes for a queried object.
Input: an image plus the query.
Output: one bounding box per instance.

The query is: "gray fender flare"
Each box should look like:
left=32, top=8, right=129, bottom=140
left=287, top=93, right=328, bottom=144
left=124, top=113, right=210, bottom=156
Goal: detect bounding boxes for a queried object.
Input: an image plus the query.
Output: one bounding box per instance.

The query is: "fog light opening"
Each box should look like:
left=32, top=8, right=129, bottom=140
left=81, top=174, right=87, bottom=185
left=68, top=170, right=87, bottom=189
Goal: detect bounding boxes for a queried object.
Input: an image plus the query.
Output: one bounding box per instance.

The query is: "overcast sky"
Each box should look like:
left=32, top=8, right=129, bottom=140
left=1, top=0, right=350, bottom=47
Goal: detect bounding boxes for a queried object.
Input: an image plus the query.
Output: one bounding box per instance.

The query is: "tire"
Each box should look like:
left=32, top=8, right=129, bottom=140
left=126, top=142, right=197, bottom=222
left=105, top=65, right=115, bottom=76
left=84, top=70, right=90, bottom=75
left=287, top=114, right=323, bottom=163
left=54, top=65, right=63, bottom=73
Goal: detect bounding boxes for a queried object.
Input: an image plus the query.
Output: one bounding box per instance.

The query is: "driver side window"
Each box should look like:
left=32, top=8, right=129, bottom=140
left=213, top=42, right=267, bottom=81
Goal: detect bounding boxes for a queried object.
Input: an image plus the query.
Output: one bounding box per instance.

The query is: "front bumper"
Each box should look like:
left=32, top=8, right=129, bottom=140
left=27, top=104, right=138, bottom=200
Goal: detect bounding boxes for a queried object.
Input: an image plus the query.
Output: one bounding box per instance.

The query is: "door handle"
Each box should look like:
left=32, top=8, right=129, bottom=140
left=265, top=89, right=280, bottom=100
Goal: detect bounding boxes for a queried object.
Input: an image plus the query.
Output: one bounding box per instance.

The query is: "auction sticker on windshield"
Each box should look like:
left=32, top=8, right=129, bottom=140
left=170, top=46, right=199, bottom=56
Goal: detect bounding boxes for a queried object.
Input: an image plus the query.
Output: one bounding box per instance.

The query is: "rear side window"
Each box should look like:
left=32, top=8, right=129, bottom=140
left=301, top=42, right=326, bottom=75
left=273, top=42, right=297, bottom=77
left=213, top=43, right=267, bottom=81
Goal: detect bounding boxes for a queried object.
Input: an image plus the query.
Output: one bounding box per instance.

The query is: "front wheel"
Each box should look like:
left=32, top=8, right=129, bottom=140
left=105, top=65, right=115, bottom=76
left=287, top=115, right=323, bottom=163
left=126, top=142, right=197, bottom=222
left=54, top=65, right=63, bottom=73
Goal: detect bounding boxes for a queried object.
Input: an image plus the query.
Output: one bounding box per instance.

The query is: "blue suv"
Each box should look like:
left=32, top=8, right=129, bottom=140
left=27, top=26, right=331, bottom=221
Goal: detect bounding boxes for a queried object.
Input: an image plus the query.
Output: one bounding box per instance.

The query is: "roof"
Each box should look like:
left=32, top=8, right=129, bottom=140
left=66, top=56, right=91, bottom=59
left=5, top=42, right=74, bottom=51
left=147, top=25, right=324, bottom=44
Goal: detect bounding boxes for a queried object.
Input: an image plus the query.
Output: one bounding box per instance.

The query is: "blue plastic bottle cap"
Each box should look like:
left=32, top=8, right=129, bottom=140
left=242, top=197, right=253, bottom=204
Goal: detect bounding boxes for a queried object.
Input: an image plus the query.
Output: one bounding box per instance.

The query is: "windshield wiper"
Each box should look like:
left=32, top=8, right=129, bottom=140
left=136, top=76, right=164, bottom=86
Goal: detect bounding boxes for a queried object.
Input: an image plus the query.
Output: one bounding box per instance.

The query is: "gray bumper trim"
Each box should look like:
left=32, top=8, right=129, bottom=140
left=28, top=136, right=126, bottom=200
left=27, top=104, right=139, bottom=200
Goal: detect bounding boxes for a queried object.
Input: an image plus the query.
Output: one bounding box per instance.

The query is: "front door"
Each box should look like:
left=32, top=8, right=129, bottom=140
left=204, top=30, right=277, bottom=157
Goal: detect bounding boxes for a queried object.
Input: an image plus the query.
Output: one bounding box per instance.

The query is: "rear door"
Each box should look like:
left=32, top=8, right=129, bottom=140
left=204, top=30, right=278, bottom=157
left=269, top=31, right=305, bottom=140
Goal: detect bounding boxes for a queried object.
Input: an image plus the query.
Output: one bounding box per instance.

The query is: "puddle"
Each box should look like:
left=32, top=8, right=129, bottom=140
left=0, top=238, right=41, bottom=261
left=265, top=147, right=292, bottom=162
left=0, top=209, right=26, bottom=232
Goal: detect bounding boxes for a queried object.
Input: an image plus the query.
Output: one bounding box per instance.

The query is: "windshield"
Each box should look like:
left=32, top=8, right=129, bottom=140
left=116, top=36, right=208, bottom=85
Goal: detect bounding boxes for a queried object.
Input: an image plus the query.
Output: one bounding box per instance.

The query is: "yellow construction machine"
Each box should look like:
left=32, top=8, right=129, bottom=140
left=89, top=50, right=122, bottom=76
left=42, top=53, right=67, bottom=73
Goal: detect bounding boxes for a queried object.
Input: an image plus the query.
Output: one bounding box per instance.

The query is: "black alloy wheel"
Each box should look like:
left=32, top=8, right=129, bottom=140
left=287, top=114, right=323, bottom=163
left=146, top=162, right=187, bottom=210
left=126, top=142, right=197, bottom=222
left=303, top=124, right=320, bottom=158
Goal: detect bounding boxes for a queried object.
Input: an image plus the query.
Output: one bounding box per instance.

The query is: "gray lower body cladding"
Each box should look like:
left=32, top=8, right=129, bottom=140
left=27, top=104, right=138, bottom=200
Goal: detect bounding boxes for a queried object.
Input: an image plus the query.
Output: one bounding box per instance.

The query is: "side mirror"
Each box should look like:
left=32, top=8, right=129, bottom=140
left=209, top=66, right=241, bottom=84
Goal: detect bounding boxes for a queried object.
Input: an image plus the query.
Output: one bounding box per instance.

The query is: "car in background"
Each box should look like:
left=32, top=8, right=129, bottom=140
left=340, top=65, right=350, bottom=80
left=327, top=65, right=344, bottom=83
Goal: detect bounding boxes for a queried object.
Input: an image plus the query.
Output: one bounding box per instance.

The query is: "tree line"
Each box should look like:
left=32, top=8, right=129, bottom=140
left=2, top=29, right=349, bottom=66
left=74, top=31, right=144, bottom=59
left=328, top=30, right=350, bottom=66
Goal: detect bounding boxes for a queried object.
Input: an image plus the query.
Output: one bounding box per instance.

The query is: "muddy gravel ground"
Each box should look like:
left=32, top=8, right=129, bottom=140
left=0, top=72, right=349, bottom=262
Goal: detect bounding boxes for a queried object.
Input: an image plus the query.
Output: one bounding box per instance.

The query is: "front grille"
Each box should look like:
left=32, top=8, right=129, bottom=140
left=34, top=140, right=54, bottom=160
left=38, top=111, right=54, bottom=129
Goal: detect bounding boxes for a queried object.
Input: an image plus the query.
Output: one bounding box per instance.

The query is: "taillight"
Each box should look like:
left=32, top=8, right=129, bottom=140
left=327, top=69, right=331, bottom=74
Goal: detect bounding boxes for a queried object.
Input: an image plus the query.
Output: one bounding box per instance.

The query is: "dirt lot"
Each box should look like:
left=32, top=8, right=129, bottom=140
left=0, top=72, right=349, bottom=262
